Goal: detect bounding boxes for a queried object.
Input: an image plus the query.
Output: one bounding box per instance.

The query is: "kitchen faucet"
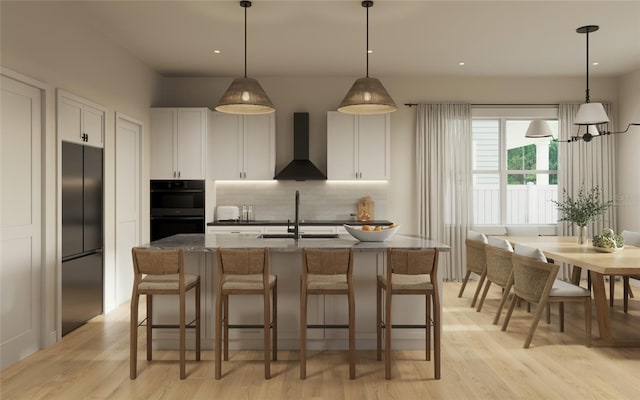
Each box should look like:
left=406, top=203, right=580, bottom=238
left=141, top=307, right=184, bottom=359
left=288, top=190, right=300, bottom=240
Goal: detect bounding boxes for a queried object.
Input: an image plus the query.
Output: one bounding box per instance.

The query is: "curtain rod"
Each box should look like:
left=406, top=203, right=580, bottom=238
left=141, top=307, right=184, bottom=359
left=404, top=103, right=558, bottom=107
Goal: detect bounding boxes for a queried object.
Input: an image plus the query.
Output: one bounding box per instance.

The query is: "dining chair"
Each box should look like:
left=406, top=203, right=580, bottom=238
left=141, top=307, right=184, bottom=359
left=377, top=248, right=440, bottom=380
left=215, top=248, right=277, bottom=379
left=130, top=247, right=201, bottom=379
left=459, top=230, right=488, bottom=307
left=300, top=248, right=355, bottom=380
left=476, top=237, right=514, bottom=326
left=502, top=245, right=591, bottom=348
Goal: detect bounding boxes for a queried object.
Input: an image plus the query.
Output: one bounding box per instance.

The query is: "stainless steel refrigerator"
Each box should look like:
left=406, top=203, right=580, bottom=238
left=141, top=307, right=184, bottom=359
left=62, top=142, right=103, bottom=336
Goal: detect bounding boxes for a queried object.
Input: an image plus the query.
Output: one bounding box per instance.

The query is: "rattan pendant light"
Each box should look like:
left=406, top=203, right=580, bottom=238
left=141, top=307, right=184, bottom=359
left=215, top=1, right=275, bottom=115
left=338, top=1, right=397, bottom=115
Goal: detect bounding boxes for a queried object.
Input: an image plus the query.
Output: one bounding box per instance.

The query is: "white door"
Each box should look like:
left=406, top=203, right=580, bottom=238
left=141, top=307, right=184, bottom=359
left=115, top=114, right=141, bottom=308
left=1, top=74, right=42, bottom=369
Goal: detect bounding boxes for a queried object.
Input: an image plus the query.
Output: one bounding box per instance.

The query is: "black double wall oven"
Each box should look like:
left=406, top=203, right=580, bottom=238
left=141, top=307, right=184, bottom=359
left=150, top=180, right=205, bottom=241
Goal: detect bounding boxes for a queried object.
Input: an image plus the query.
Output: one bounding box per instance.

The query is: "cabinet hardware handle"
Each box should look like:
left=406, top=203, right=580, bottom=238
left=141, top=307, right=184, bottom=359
left=173, top=171, right=176, bottom=178
left=178, top=171, right=181, bottom=178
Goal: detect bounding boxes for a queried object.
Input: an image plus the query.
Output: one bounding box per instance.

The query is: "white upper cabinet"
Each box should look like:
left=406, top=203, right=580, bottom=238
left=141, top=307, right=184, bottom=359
left=150, top=108, right=208, bottom=180
left=209, top=111, right=275, bottom=180
left=327, top=111, right=390, bottom=180
left=58, top=90, right=105, bottom=148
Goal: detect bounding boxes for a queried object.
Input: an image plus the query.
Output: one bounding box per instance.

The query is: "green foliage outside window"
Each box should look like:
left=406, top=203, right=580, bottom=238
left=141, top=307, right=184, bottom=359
left=507, top=144, right=536, bottom=184
left=549, top=141, right=558, bottom=184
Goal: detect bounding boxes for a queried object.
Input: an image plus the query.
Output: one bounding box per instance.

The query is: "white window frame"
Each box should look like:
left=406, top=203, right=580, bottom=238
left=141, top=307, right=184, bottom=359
left=471, top=106, right=559, bottom=231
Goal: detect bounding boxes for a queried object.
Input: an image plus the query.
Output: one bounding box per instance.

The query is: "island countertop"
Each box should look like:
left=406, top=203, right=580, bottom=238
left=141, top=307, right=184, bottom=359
left=145, top=233, right=451, bottom=253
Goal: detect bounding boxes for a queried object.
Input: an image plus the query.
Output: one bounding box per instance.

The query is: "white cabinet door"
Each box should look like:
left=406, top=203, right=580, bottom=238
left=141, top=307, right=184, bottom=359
left=244, top=113, right=275, bottom=180
left=176, top=109, right=207, bottom=179
left=59, top=96, right=83, bottom=145
left=327, top=112, right=389, bottom=180
left=209, top=112, right=243, bottom=180
left=151, top=108, right=208, bottom=179
left=327, top=111, right=358, bottom=180
left=357, top=114, right=390, bottom=180
left=209, top=112, right=275, bottom=180
left=150, top=108, right=177, bottom=179
left=58, top=90, right=105, bottom=148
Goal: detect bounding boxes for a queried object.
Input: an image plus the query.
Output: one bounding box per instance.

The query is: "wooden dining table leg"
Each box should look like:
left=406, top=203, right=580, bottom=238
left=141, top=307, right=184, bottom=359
left=590, top=271, right=613, bottom=342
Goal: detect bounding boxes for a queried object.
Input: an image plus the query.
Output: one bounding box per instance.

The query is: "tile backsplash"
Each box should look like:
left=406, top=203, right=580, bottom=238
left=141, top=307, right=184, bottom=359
left=212, top=180, right=388, bottom=221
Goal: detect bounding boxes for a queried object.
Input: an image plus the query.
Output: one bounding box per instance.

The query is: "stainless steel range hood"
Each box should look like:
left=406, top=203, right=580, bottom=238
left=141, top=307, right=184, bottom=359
left=274, top=113, right=327, bottom=180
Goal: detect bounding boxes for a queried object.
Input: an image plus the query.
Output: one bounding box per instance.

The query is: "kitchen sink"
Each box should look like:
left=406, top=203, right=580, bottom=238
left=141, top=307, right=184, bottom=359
left=258, top=233, right=339, bottom=239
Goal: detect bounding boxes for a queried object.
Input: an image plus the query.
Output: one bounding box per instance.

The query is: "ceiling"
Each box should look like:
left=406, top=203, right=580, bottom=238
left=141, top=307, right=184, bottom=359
left=75, top=0, right=640, bottom=78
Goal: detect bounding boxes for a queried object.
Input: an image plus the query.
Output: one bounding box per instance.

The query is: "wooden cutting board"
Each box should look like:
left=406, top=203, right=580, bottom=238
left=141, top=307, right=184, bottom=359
left=357, top=196, right=374, bottom=221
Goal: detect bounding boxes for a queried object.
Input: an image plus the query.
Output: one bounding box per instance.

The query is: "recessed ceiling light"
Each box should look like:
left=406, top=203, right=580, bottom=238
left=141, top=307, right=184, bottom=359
left=592, top=61, right=599, bottom=66
left=458, top=62, right=465, bottom=66
left=213, top=50, right=221, bottom=54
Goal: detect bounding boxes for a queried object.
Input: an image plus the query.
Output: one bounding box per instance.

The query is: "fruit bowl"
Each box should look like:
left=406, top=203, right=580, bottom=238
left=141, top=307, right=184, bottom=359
left=343, top=224, right=399, bottom=242
left=592, top=245, right=624, bottom=253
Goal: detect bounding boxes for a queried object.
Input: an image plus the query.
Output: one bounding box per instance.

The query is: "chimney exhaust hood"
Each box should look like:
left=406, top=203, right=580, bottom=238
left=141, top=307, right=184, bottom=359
left=274, top=113, right=327, bottom=181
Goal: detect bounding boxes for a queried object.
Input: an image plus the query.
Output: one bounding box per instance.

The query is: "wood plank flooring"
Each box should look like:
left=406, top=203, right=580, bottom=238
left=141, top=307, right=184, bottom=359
left=2, top=281, right=640, bottom=400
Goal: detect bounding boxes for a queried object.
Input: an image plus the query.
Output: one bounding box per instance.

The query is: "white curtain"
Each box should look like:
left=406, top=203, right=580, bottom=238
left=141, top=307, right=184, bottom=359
left=416, top=104, right=472, bottom=281
left=558, top=103, right=617, bottom=279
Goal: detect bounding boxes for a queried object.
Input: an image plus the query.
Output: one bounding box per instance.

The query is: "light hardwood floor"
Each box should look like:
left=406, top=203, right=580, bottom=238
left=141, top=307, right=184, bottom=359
left=2, top=281, right=640, bottom=400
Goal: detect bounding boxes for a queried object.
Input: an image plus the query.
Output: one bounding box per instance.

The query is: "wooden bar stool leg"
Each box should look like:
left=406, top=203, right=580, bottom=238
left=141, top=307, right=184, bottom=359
left=130, top=292, right=140, bottom=379
left=376, top=280, right=382, bottom=361
left=196, top=282, right=201, bottom=361
left=179, top=286, right=186, bottom=379
left=348, top=286, right=356, bottom=380
left=223, top=294, right=229, bottom=361
left=273, top=281, right=278, bottom=361
left=146, top=295, right=153, bottom=361
left=215, top=290, right=223, bottom=380
left=263, top=283, right=271, bottom=379
left=300, top=280, right=307, bottom=380
left=384, top=286, right=392, bottom=380
left=426, top=293, right=431, bottom=361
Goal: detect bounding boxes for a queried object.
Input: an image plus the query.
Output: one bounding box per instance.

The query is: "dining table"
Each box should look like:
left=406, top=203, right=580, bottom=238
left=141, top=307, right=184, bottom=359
left=501, top=236, right=640, bottom=347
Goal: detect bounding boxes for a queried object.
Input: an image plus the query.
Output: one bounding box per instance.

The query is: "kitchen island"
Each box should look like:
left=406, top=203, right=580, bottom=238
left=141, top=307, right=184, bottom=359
left=143, top=233, right=450, bottom=351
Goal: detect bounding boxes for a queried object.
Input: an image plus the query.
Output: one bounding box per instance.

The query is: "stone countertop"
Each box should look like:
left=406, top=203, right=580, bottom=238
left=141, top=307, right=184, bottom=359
left=207, top=220, right=393, bottom=227
left=144, top=233, right=450, bottom=253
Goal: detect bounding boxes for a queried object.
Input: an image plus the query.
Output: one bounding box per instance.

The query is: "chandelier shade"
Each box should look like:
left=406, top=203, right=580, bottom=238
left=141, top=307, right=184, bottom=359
left=338, top=1, right=397, bottom=115
left=525, top=119, right=553, bottom=138
left=214, top=1, right=275, bottom=115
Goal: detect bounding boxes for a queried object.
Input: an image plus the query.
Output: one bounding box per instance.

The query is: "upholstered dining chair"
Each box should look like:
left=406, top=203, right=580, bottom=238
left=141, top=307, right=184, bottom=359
left=459, top=230, right=488, bottom=307
left=377, top=248, right=440, bottom=380
left=215, top=248, right=277, bottom=380
left=130, top=247, right=201, bottom=380
left=502, top=245, right=591, bottom=348
left=476, top=237, right=514, bottom=326
left=300, top=248, right=355, bottom=380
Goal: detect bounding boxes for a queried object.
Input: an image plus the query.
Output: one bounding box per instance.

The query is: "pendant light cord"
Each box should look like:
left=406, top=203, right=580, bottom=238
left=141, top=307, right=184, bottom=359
left=244, top=4, right=248, bottom=78
left=585, top=29, right=590, bottom=103
left=366, top=4, right=369, bottom=78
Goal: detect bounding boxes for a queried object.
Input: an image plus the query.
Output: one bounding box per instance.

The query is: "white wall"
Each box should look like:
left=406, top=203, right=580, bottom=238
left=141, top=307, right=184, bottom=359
left=1, top=2, right=160, bottom=345
left=157, top=75, right=618, bottom=235
left=616, top=69, right=640, bottom=232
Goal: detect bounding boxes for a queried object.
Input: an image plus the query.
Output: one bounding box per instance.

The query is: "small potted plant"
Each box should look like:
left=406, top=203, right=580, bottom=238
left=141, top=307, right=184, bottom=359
left=552, top=186, right=613, bottom=244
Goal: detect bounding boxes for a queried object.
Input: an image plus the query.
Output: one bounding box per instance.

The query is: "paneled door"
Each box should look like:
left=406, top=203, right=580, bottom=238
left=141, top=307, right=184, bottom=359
left=1, top=73, right=42, bottom=369
left=114, top=113, right=141, bottom=309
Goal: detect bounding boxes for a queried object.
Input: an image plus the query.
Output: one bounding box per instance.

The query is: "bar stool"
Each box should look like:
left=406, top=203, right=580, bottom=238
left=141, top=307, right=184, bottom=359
left=130, top=247, right=201, bottom=379
left=300, top=248, right=355, bottom=380
left=215, top=248, right=277, bottom=379
left=377, top=248, right=440, bottom=380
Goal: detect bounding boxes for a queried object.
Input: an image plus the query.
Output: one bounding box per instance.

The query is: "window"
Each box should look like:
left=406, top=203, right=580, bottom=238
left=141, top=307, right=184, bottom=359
left=471, top=108, right=559, bottom=226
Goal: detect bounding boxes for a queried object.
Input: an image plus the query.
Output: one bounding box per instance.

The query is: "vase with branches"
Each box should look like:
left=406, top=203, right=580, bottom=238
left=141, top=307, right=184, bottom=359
left=552, top=186, right=613, bottom=244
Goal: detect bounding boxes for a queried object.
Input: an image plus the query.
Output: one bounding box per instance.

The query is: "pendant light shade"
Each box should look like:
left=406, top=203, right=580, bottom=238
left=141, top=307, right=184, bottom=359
left=215, top=1, right=275, bottom=115
left=575, top=102, right=609, bottom=125
left=338, top=1, right=397, bottom=115
left=525, top=119, right=553, bottom=138
left=574, top=25, right=609, bottom=126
